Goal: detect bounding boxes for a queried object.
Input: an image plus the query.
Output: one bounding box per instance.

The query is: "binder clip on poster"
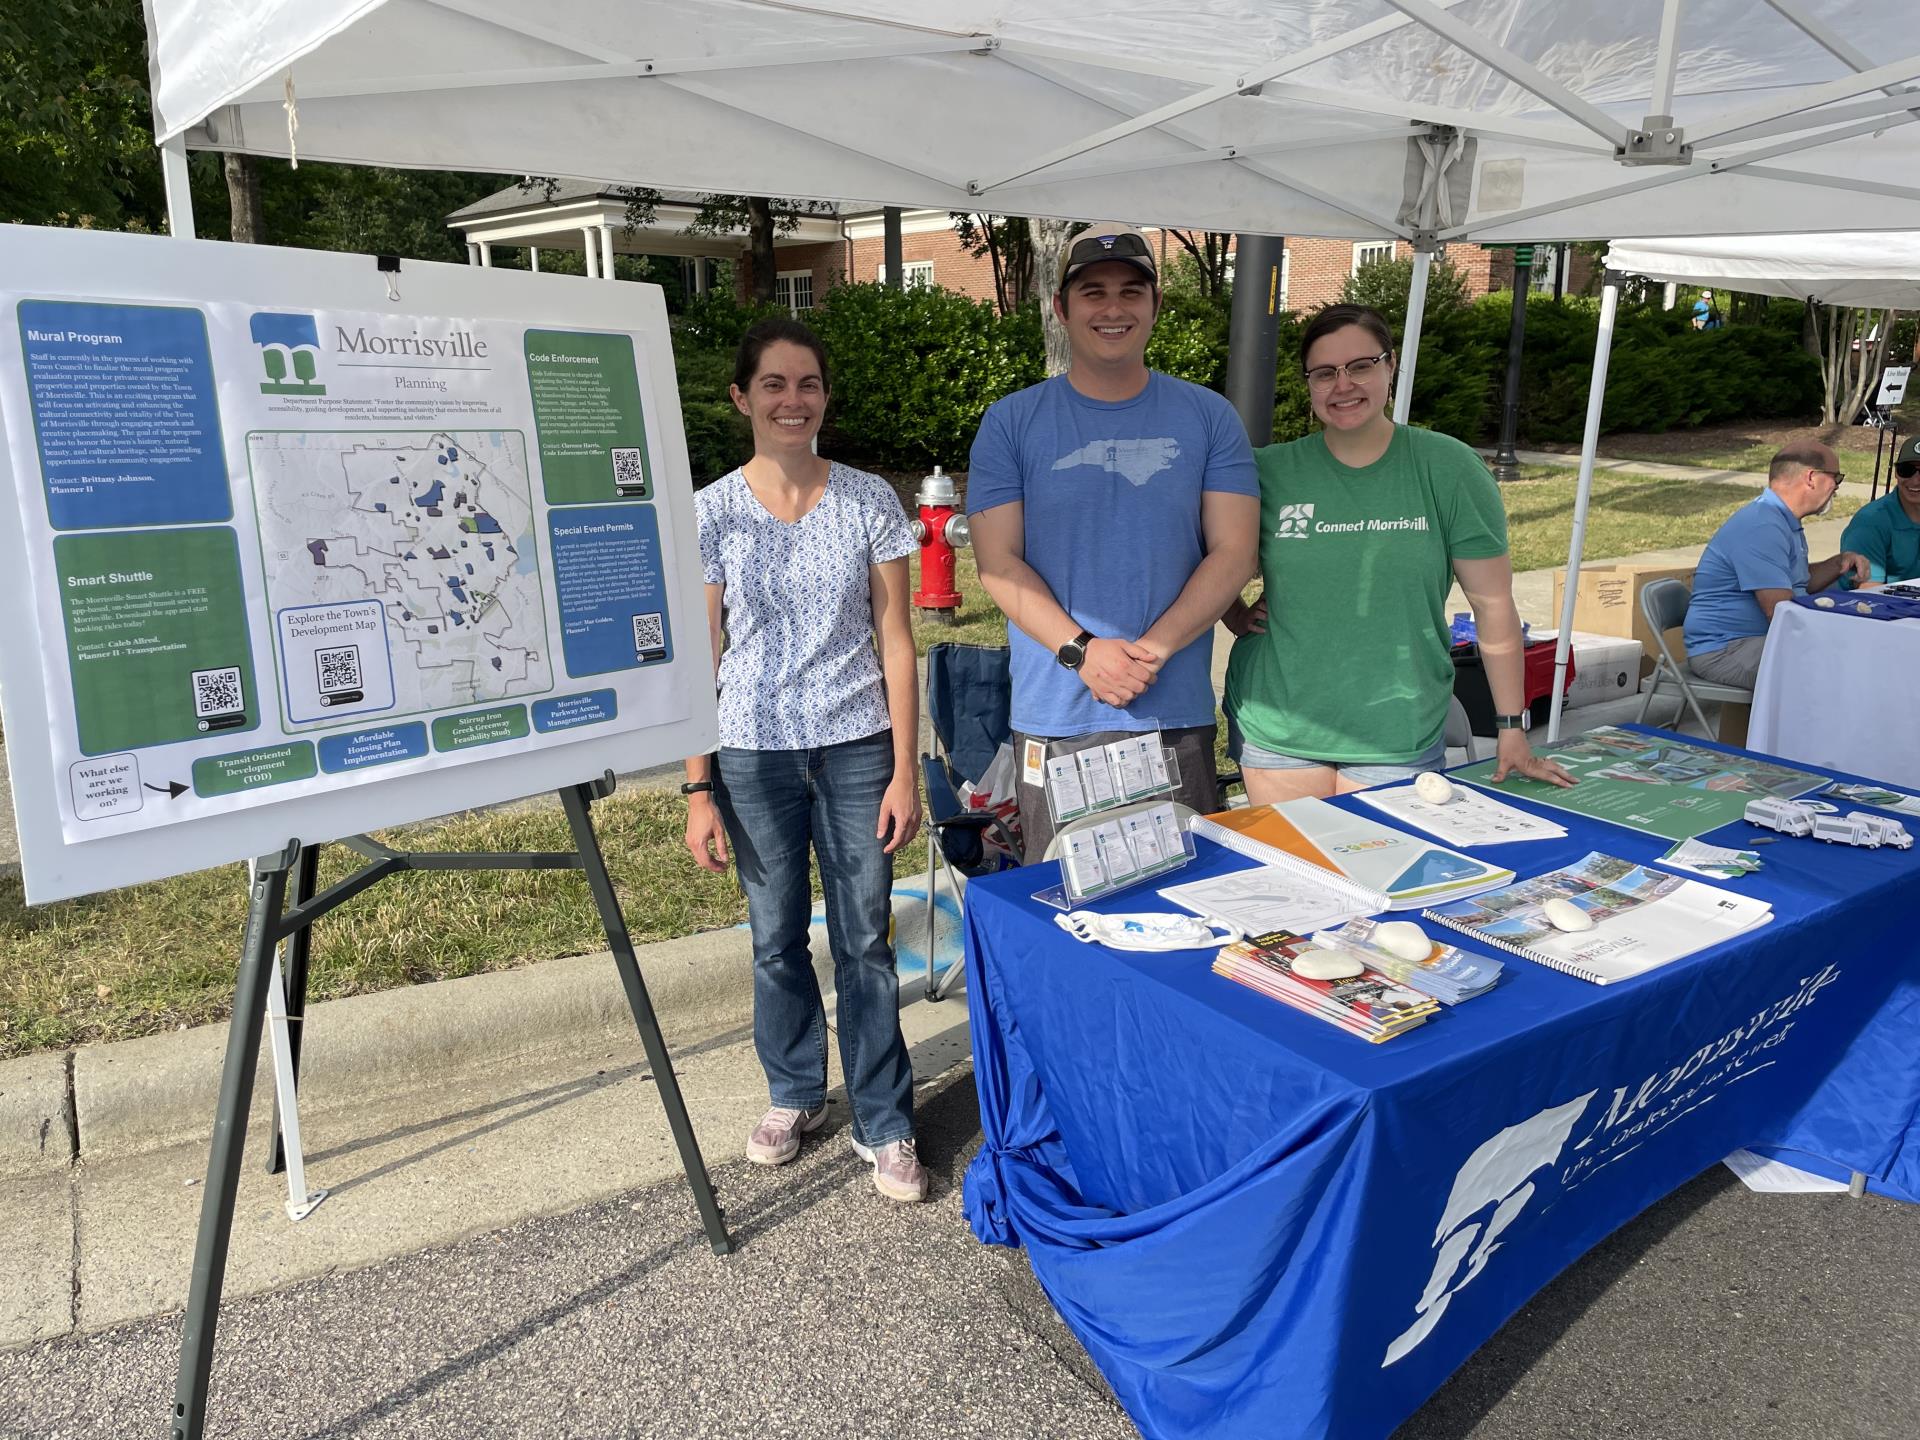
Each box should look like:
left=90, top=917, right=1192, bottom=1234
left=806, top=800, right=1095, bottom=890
left=1030, top=729, right=1196, bottom=911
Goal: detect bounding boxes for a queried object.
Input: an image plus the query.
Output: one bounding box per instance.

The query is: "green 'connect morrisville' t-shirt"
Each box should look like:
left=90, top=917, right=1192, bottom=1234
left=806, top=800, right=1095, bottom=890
left=1224, top=425, right=1509, bottom=765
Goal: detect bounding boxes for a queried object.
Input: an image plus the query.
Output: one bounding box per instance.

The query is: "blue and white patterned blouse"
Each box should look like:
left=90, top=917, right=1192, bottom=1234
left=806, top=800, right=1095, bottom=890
left=697, top=462, right=916, bottom=750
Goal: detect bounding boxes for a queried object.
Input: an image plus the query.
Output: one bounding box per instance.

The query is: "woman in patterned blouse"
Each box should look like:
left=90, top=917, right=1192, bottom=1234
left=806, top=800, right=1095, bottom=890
left=681, top=317, right=928, bottom=1203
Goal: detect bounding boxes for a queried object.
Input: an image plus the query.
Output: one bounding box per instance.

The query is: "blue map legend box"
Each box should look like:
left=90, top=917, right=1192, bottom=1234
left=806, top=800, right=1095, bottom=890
left=317, top=722, right=429, bottom=773
left=533, top=690, right=619, bottom=733
left=548, top=504, right=674, bottom=677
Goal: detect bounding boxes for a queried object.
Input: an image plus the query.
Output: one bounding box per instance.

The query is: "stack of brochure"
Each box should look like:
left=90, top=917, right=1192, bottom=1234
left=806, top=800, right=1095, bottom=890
left=1311, top=917, right=1503, bottom=1005
left=1212, top=930, right=1439, bottom=1043
left=1192, top=798, right=1514, bottom=909
left=1424, top=852, right=1774, bottom=986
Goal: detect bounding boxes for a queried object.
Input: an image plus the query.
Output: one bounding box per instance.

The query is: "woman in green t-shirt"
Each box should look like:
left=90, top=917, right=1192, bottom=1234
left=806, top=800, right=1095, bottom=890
left=1222, top=304, right=1575, bottom=804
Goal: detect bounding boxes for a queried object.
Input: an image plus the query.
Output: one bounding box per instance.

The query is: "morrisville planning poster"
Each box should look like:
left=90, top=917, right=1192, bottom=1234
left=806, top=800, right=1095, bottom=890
left=0, top=243, right=695, bottom=860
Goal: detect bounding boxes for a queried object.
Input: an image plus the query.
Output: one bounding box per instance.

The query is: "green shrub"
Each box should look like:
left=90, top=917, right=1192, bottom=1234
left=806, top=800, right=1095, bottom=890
left=1145, top=289, right=1232, bottom=389
left=810, top=282, right=1044, bottom=470
left=675, top=291, right=787, bottom=353
left=672, top=343, right=750, bottom=487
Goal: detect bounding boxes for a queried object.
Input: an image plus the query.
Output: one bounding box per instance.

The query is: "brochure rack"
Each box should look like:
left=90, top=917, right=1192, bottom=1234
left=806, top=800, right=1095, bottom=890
left=1031, top=728, right=1196, bottom=910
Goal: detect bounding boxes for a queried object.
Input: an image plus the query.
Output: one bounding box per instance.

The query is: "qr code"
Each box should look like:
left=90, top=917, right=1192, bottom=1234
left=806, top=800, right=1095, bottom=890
left=191, top=666, right=244, bottom=718
left=632, top=611, right=666, bottom=659
left=315, top=645, right=362, bottom=695
left=610, top=447, right=647, bottom=493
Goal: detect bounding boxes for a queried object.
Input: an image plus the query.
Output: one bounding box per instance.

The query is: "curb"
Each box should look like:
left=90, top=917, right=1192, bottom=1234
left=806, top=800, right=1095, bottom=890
left=0, top=1052, right=75, bottom=1175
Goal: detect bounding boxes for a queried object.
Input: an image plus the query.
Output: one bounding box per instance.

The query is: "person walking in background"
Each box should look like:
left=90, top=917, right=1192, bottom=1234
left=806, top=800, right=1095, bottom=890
left=1223, top=304, right=1574, bottom=800
left=681, top=317, right=927, bottom=1204
left=967, top=223, right=1259, bottom=858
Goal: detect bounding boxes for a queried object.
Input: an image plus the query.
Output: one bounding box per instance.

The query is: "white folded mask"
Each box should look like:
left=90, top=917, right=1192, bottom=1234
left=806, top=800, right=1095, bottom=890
left=1054, top=910, right=1243, bottom=953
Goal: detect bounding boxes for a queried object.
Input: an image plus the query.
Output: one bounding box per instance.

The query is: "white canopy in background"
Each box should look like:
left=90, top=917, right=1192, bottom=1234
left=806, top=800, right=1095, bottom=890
left=1607, top=233, right=1920, bottom=309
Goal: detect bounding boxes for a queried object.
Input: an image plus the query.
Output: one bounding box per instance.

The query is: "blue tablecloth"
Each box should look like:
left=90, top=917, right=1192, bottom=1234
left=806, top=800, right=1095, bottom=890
left=961, top=729, right=1920, bottom=1440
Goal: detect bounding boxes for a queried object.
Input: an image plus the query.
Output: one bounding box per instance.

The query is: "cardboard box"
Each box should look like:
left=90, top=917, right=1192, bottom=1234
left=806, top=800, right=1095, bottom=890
left=1549, top=562, right=1694, bottom=677
left=1533, top=630, right=1646, bottom=709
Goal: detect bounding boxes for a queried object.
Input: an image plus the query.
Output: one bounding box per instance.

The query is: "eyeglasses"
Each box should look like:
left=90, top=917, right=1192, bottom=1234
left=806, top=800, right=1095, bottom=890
left=1304, top=352, right=1392, bottom=389
left=1810, top=468, right=1846, bottom=487
left=1896, top=462, right=1920, bottom=479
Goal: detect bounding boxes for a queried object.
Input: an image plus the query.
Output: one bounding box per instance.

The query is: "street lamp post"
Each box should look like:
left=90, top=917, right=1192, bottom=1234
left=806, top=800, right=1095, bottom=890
left=1491, top=244, right=1534, bottom=484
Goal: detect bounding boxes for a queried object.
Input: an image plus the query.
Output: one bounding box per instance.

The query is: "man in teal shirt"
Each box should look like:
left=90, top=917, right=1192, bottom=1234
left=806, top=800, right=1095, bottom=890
left=1841, top=435, right=1920, bottom=583
left=1684, top=442, right=1871, bottom=688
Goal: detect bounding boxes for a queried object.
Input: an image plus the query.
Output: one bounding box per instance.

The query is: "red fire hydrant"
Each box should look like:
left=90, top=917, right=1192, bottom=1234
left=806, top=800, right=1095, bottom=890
left=910, top=465, right=969, bottom=623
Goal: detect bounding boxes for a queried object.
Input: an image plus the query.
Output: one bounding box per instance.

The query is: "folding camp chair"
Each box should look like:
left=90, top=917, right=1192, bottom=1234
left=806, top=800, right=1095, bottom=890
left=920, top=643, right=1018, bottom=1002
left=1635, top=576, right=1752, bottom=739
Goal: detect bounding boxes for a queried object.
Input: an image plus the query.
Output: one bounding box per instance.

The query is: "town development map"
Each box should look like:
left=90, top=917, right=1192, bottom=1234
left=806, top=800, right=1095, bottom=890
left=249, top=430, right=552, bottom=728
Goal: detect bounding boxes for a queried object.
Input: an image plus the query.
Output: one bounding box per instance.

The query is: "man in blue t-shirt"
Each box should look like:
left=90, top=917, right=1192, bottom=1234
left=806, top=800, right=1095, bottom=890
left=967, top=223, right=1259, bottom=861
left=1683, top=442, right=1870, bottom=688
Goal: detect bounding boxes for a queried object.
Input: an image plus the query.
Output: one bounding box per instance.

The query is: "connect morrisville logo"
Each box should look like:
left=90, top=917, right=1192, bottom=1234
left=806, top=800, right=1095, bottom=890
left=1273, top=502, right=1314, bottom=539
left=250, top=312, right=326, bottom=395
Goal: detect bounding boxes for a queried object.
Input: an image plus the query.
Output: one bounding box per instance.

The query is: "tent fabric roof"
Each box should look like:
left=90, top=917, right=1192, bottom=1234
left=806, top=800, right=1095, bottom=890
left=1604, top=233, right=1920, bottom=308
left=146, top=0, right=1920, bottom=242
left=445, top=181, right=722, bottom=222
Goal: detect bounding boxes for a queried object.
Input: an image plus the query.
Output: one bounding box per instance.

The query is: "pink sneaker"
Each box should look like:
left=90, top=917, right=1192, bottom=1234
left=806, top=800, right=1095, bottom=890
left=746, top=1104, right=826, bottom=1166
left=849, top=1135, right=929, bottom=1203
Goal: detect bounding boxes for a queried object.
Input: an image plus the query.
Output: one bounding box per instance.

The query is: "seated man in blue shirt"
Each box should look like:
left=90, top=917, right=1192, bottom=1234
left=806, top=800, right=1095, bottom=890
left=1839, top=434, right=1920, bottom=583
left=1683, top=442, right=1871, bottom=688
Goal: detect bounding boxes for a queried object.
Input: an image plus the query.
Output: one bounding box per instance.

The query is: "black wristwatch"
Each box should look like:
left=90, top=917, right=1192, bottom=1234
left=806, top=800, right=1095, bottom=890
left=1492, top=714, right=1527, bottom=731
left=680, top=780, right=714, bottom=796
left=1056, top=629, right=1095, bottom=671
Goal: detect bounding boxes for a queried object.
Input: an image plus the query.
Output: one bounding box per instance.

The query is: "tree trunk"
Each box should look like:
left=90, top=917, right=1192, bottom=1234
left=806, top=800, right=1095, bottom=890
left=223, top=153, right=266, bottom=244
left=1841, top=308, right=1894, bottom=425
left=748, top=197, right=777, bottom=303
left=1033, top=218, right=1075, bottom=377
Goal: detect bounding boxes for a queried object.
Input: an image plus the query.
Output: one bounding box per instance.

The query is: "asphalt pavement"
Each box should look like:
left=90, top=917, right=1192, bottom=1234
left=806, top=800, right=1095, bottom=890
left=4, top=1064, right=1917, bottom=1440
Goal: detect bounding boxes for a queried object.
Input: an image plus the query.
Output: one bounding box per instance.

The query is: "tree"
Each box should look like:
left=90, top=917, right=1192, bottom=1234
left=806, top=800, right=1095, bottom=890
left=951, top=213, right=1035, bottom=315
left=1163, top=230, right=1233, bottom=298
left=1341, top=255, right=1471, bottom=331
left=0, top=1, right=164, bottom=229
left=1031, top=218, right=1078, bottom=377
left=1812, top=304, right=1897, bottom=425
left=223, top=155, right=266, bottom=244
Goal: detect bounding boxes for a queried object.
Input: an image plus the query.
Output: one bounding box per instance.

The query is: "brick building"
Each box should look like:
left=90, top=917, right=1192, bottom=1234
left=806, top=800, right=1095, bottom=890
left=449, top=185, right=1595, bottom=317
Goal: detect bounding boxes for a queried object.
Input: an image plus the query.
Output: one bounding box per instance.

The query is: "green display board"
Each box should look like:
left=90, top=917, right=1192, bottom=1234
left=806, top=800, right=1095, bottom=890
left=1458, top=726, right=1827, bottom=841
left=525, top=329, right=651, bottom=504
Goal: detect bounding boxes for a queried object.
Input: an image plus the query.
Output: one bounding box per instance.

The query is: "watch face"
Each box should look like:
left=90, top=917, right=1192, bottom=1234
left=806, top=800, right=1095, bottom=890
left=1058, top=639, right=1086, bottom=669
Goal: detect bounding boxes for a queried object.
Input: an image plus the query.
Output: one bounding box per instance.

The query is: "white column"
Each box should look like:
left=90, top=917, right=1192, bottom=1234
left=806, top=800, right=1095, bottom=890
left=599, top=224, right=617, bottom=280
left=161, top=136, right=196, bottom=239
left=466, top=242, right=480, bottom=266
left=529, top=248, right=541, bottom=273
left=694, top=259, right=710, bottom=295
left=478, top=243, right=493, bottom=268
left=1662, top=281, right=1678, bottom=311
left=1548, top=274, right=1623, bottom=741
left=1394, top=249, right=1434, bottom=425
left=581, top=228, right=599, bottom=279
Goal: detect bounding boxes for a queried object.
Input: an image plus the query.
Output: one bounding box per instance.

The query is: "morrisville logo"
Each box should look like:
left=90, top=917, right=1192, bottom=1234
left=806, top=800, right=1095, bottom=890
left=250, top=312, right=326, bottom=396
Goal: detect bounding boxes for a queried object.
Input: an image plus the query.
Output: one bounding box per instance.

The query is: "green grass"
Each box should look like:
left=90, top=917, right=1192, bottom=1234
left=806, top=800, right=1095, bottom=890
left=910, top=547, right=1007, bottom=653
left=1502, top=465, right=1866, bottom=572
left=1603, top=442, right=1777, bottom=474
left=0, top=788, right=927, bottom=1059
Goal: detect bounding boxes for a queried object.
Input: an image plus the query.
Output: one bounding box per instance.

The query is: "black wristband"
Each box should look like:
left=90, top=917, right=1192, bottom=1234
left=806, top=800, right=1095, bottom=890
left=680, top=780, right=714, bottom=796
left=1493, top=714, right=1527, bottom=731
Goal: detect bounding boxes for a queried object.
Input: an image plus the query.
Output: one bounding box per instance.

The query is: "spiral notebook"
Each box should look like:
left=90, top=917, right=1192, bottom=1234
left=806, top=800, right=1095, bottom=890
left=1191, top=798, right=1513, bottom=912
left=1421, top=852, right=1773, bottom=986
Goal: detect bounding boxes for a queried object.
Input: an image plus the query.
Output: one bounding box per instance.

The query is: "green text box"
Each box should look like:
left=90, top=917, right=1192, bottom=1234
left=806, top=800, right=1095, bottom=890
left=525, top=329, right=651, bottom=504
left=432, top=704, right=530, bottom=751
left=192, top=742, right=317, bottom=797
left=55, top=528, right=256, bottom=755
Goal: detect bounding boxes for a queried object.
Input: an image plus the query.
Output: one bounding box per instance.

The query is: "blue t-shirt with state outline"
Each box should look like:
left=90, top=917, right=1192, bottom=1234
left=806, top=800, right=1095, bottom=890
left=1683, top=489, right=1809, bottom=656
left=966, top=372, right=1257, bottom=736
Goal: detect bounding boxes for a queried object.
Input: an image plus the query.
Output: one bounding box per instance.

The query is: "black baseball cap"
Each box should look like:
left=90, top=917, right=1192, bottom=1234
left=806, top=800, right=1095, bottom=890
left=1059, top=223, right=1158, bottom=294
left=1897, top=435, right=1920, bottom=467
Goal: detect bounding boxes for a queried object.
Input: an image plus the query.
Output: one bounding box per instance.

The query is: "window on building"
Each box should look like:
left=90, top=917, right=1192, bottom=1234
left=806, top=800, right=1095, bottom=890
left=1351, top=241, right=1396, bottom=275
left=1529, top=246, right=1562, bottom=293
left=875, top=260, right=935, bottom=289
left=1279, top=249, right=1291, bottom=308
left=776, top=270, right=814, bottom=314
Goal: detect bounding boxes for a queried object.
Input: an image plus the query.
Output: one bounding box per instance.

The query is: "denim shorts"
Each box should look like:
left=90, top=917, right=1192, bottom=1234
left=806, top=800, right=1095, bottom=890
left=1226, top=714, right=1448, bottom=788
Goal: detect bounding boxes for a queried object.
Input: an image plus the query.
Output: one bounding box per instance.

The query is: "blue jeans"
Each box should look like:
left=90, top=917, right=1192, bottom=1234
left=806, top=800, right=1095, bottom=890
left=713, top=730, right=913, bottom=1148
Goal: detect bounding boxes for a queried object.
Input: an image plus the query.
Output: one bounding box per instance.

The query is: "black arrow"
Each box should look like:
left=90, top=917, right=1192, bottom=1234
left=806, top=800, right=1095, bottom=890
left=144, top=781, right=189, bottom=799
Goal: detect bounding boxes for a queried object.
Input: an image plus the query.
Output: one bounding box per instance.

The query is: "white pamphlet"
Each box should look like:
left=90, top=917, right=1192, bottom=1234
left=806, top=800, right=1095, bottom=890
left=1160, top=864, right=1374, bottom=938
left=1107, top=735, right=1156, bottom=801
left=1150, top=802, right=1186, bottom=862
left=1143, top=736, right=1171, bottom=790
left=1045, top=753, right=1090, bottom=821
left=1061, top=829, right=1107, bottom=898
left=1355, top=780, right=1566, bottom=847
left=1093, top=819, right=1141, bottom=886
left=1077, top=748, right=1119, bottom=809
left=1122, top=809, right=1169, bottom=872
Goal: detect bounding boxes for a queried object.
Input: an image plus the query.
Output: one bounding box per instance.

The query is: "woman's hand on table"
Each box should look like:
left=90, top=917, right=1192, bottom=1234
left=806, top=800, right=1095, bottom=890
left=1491, top=728, right=1577, bottom=788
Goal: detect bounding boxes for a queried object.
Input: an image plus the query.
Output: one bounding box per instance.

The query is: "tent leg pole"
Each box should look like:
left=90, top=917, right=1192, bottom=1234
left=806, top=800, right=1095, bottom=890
left=1549, top=271, right=1622, bottom=742
left=1394, top=247, right=1434, bottom=425
left=161, top=135, right=196, bottom=240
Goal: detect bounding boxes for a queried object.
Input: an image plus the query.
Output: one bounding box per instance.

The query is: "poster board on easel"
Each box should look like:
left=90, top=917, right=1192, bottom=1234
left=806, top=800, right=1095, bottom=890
left=0, top=223, right=717, bottom=904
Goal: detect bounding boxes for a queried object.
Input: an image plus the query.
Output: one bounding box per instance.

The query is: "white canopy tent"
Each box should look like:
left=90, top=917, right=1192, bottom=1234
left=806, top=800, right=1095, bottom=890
left=143, top=0, right=1920, bottom=735
left=1546, top=231, right=1920, bottom=740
